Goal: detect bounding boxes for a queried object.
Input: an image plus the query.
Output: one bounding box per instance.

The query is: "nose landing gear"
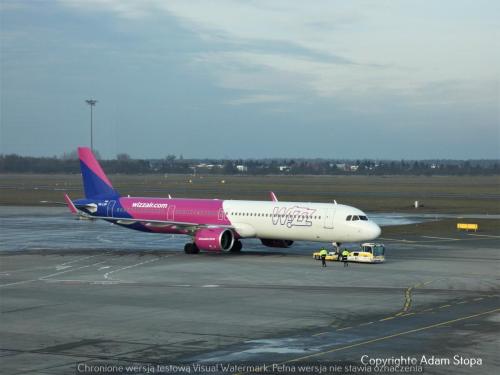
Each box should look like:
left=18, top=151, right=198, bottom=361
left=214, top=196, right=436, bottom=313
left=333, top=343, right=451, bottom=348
left=332, top=242, right=342, bottom=260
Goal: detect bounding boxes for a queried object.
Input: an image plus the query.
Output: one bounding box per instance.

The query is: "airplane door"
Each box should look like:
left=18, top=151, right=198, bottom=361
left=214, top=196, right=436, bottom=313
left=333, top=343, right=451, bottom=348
left=323, top=207, right=335, bottom=229
left=107, top=200, right=116, bottom=218
left=167, top=205, right=176, bottom=221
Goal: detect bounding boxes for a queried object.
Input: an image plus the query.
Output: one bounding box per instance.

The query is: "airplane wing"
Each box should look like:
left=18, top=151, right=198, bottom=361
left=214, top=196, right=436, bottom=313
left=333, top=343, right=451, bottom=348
left=79, top=214, right=234, bottom=235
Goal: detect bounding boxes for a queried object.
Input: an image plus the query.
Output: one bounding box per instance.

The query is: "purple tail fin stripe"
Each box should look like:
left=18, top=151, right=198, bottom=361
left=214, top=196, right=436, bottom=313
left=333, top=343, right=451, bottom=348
left=78, top=147, right=119, bottom=199
left=78, top=147, right=113, bottom=188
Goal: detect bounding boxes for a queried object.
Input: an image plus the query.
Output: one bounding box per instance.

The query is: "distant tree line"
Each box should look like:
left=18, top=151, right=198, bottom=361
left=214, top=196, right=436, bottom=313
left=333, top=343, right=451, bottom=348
left=0, top=153, right=498, bottom=176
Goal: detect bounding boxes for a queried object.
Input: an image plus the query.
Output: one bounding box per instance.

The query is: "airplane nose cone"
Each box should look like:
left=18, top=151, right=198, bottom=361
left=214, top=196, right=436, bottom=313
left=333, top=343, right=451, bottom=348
left=370, top=223, right=381, bottom=239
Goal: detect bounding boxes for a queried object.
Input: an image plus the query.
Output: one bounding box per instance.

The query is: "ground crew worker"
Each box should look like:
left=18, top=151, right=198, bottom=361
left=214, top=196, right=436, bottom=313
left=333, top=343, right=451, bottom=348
left=342, top=249, right=350, bottom=267
left=319, top=248, right=328, bottom=267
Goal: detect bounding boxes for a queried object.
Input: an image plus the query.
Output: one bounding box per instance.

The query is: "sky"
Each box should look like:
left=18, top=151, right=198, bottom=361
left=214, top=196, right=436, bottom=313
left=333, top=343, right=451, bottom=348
left=0, top=0, right=499, bottom=159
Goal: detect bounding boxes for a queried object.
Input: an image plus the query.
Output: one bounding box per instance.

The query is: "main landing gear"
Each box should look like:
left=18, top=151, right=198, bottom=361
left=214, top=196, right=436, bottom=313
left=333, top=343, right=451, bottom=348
left=230, top=240, right=242, bottom=253
left=183, top=240, right=243, bottom=254
left=184, top=243, right=200, bottom=254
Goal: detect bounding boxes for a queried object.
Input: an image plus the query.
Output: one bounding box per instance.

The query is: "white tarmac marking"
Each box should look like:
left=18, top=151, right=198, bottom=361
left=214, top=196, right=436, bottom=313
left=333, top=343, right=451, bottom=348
left=422, top=236, right=460, bottom=241
left=58, top=254, right=100, bottom=267
left=0, top=261, right=105, bottom=287
left=55, top=265, right=72, bottom=271
left=97, top=235, right=113, bottom=243
left=98, top=266, right=111, bottom=270
left=378, top=237, right=416, bottom=243
left=337, top=326, right=352, bottom=331
left=312, top=332, right=328, bottom=337
left=0, top=279, right=38, bottom=288
left=103, top=258, right=160, bottom=280
left=40, top=262, right=106, bottom=280
left=467, top=233, right=500, bottom=238
left=202, top=284, right=221, bottom=288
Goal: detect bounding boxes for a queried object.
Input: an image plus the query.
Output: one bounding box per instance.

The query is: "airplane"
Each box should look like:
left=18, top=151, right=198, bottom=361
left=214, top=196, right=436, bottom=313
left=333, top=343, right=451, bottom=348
left=64, top=147, right=381, bottom=254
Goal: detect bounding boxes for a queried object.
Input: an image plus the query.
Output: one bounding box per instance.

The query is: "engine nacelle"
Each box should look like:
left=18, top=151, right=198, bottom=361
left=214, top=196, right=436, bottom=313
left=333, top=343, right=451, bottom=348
left=260, top=239, right=294, bottom=248
left=194, top=228, right=234, bottom=252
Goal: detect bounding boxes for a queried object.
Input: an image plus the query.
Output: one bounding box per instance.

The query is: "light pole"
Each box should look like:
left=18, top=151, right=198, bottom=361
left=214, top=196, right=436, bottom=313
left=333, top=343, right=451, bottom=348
left=85, top=99, right=98, bottom=152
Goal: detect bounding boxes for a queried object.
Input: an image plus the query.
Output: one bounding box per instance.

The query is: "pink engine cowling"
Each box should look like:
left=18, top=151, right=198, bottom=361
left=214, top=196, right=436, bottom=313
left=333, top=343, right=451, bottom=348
left=194, top=228, right=235, bottom=251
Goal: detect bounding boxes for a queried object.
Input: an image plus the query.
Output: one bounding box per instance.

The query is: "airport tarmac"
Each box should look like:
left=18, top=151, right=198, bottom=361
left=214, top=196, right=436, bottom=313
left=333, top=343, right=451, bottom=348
left=0, top=207, right=499, bottom=374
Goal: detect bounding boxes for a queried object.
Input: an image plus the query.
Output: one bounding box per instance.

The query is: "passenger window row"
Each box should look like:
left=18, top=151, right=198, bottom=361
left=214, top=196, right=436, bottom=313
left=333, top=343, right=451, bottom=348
left=227, top=212, right=321, bottom=220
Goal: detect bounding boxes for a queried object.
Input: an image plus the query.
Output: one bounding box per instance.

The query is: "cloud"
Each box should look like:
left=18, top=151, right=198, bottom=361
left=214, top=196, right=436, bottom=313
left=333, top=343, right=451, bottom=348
left=56, top=0, right=499, bottom=109
left=57, top=0, right=154, bottom=19
left=225, top=94, right=293, bottom=106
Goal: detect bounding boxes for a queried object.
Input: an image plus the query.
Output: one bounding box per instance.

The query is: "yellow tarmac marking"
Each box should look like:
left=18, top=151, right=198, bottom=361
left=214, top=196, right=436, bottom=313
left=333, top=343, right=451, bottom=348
left=457, top=301, right=467, bottom=304
left=423, top=280, right=434, bottom=285
left=402, top=312, right=415, bottom=316
left=439, top=304, right=452, bottom=309
left=359, top=321, right=374, bottom=326
left=283, top=308, right=500, bottom=364
left=379, top=316, right=395, bottom=321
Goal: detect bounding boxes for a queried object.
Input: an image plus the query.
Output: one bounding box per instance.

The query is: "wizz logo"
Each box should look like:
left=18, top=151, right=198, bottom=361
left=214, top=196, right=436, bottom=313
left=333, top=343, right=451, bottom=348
left=272, top=206, right=316, bottom=228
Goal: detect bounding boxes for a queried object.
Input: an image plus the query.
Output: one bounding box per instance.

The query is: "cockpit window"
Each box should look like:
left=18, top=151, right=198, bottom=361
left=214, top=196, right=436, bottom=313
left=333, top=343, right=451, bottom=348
left=359, top=215, right=368, bottom=221
left=346, top=215, right=352, bottom=221
left=352, top=215, right=359, bottom=221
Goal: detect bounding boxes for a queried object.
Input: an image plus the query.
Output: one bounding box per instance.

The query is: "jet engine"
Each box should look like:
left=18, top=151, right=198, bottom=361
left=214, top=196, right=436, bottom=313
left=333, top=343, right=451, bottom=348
left=194, top=228, right=235, bottom=251
left=260, top=239, right=294, bottom=248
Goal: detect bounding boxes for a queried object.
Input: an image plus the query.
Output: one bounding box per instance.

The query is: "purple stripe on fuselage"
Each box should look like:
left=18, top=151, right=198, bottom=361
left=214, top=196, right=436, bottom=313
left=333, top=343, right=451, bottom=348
left=119, top=198, right=231, bottom=230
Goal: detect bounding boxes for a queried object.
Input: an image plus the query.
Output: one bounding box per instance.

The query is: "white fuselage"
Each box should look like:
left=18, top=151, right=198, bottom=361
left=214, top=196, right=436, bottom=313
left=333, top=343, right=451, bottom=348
left=222, top=200, right=381, bottom=243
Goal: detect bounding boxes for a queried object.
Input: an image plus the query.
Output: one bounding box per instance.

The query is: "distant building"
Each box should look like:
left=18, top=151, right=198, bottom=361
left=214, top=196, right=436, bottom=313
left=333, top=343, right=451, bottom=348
left=236, top=165, right=248, bottom=172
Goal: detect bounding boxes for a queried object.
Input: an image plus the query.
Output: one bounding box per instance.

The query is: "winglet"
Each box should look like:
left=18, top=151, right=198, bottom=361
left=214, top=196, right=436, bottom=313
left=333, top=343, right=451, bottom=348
left=64, top=193, right=78, bottom=214
left=269, top=191, right=278, bottom=202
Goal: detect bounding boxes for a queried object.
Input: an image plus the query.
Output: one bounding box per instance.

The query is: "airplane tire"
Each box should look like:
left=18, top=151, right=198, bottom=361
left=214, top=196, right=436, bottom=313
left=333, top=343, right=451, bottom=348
left=230, top=240, right=242, bottom=253
left=184, top=243, right=200, bottom=254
